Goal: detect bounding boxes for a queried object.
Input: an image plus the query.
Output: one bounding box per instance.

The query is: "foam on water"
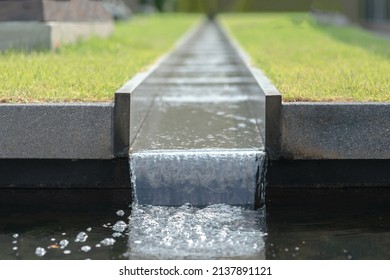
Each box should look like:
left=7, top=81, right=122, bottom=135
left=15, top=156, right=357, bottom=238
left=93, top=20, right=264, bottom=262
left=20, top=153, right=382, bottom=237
left=126, top=203, right=266, bottom=259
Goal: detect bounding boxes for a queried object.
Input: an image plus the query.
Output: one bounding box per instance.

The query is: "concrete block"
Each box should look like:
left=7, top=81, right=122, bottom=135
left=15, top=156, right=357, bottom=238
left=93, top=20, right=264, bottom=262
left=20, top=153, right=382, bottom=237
left=48, top=21, right=114, bottom=49
left=281, top=103, right=390, bottom=159
left=0, top=103, right=114, bottom=159
left=0, top=21, right=113, bottom=51
left=0, top=22, right=51, bottom=50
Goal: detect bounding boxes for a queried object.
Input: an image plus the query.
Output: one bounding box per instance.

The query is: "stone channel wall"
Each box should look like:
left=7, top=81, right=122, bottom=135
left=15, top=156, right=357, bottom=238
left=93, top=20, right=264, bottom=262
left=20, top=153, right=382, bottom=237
left=280, top=103, right=390, bottom=160
left=0, top=103, right=114, bottom=159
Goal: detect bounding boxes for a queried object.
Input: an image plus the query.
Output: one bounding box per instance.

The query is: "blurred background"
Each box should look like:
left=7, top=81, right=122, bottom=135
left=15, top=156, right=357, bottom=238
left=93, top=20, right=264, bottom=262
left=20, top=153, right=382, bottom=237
left=122, top=0, right=390, bottom=31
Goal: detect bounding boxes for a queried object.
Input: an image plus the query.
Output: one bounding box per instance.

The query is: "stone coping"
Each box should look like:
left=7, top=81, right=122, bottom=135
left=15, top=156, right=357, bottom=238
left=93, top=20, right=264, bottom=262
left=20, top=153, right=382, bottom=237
left=280, top=102, right=390, bottom=160
left=0, top=103, right=113, bottom=159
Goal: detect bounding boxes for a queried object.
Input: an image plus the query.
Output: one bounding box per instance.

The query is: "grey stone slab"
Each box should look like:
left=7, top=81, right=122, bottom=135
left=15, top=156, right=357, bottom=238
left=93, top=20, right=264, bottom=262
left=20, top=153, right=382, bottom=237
left=0, top=103, right=113, bottom=159
left=281, top=103, right=390, bottom=159
left=0, top=158, right=130, bottom=188
left=114, top=92, right=130, bottom=156
left=0, top=21, right=113, bottom=51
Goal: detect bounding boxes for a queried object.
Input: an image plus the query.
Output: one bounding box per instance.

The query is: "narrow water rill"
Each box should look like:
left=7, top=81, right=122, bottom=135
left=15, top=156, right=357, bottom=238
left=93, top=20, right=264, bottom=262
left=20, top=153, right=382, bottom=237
left=3, top=19, right=390, bottom=262
left=126, top=20, right=267, bottom=259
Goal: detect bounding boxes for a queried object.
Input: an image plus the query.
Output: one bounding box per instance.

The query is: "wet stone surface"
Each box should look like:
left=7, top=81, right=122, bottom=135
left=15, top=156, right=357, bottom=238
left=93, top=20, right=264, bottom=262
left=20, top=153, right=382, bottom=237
left=129, top=21, right=265, bottom=207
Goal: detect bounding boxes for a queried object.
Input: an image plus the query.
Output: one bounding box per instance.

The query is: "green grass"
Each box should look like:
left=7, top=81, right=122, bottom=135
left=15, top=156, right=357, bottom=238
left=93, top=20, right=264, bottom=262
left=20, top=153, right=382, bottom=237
left=223, top=13, right=390, bottom=102
left=0, top=15, right=198, bottom=103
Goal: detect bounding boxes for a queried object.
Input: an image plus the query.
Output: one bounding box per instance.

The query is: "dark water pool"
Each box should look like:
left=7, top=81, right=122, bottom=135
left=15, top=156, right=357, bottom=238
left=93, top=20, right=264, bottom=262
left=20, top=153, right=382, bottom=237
left=0, top=188, right=389, bottom=260
left=266, top=188, right=390, bottom=260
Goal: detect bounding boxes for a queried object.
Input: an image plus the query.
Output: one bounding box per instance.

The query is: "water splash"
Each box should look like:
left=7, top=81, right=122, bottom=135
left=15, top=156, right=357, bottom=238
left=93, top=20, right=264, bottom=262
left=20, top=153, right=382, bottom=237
left=35, top=247, right=46, bottom=257
left=116, top=210, right=125, bottom=217
left=74, top=232, right=88, bottom=243
left=129, top=157, right=138, bottom=206
left=81, top=246, right=92, bottom=253
left=113, top=221, right=127, bottom=233
left=100, top=238, right=116, bottom=246
left=59, top=239, right=69, bottom=249
left=126, top=203, right=266, bottom=259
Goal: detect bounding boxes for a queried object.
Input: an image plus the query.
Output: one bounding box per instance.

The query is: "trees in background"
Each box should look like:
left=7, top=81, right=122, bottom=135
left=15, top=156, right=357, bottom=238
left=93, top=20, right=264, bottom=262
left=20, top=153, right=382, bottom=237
left=136, top=0, right=351, bottom=14
left=173, top=0, right=313, bottom=13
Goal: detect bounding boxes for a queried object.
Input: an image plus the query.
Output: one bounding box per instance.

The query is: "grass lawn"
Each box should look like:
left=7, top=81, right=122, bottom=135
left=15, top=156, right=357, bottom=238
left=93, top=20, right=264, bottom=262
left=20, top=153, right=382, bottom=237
left=0, top=15, right=198, bottom=103
left=223, top=13, right=390, bottom=102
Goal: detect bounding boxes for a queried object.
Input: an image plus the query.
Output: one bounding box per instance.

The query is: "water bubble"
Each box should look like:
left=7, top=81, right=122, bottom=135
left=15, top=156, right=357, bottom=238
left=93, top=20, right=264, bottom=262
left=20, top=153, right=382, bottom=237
left=100, top=238, right=116, bottom=246
left=75, top=232, right=88, bottom=243
left=63, top=250, right=71, bottom=255
left=12, top=240, right=17, bottom=244
left=116, top=210, right=125, bottom=217
left=112, top=232, right=122, bottom=238
left=113, top=221, right=127, bottom=233
left=35, top=247, right=46, bottom=257
left=86, top=227, right=92, bottom=232
left=343, top=249, right=348, bottom=254
left=295, top=247, right=300, bottom=251
left=12, top=234, right=19, bottom=238
left=61, top=233, right=66, bottom=236
left=50, top=238, right=56, bottom=242
left=95, top=244, right=102, bottom=248
left=81, top=246, right=91, bottom=253
left=59, top=239, right=69, bottom=249
left=348, top=255, right=352, bottom=259
left=128, top=204, right=266, bottom=259
left=12, top=247, right=18, bottom=251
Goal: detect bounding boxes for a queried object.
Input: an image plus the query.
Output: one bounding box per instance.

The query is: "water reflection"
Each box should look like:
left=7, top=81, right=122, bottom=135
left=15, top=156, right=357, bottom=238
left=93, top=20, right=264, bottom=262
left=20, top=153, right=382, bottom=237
left=2, top=188, right=390, bottom=259
left=266, top=188, right=390, bottom=260
left=0, top=189, right=131, bottom=260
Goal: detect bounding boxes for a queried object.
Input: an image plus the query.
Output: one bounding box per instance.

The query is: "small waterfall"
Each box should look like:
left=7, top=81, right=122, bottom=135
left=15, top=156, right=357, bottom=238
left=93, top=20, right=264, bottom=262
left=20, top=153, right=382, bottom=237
left=126, top=151, right=268, bottom=259
left=129, top=149, right=266, bottom=208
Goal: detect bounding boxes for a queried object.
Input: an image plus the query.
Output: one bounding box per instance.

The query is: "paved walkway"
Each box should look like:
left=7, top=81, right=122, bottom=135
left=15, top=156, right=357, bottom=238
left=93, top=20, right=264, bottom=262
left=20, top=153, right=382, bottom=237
left=129, top=20, right=266, bottom=207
